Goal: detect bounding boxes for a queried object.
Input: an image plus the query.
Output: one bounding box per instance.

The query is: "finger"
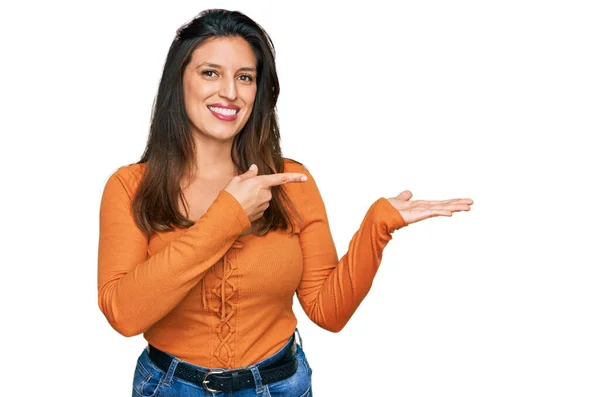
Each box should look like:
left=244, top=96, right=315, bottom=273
left=419, top=208, right=453, bottom=219
left=238, top=164, right=259, bottom=181
left=395, top=190, right=413, bottom=201
left=434, top=204, right=471, bottom=212
left=442, top=198, right=474, bottom=205
left=418, top=198, right=472, bottom=204
left=259, top=173, right=308, bottom=187
left=430, top=209, right=453, bottom=217
left=449, top=203, right=472, bottom=211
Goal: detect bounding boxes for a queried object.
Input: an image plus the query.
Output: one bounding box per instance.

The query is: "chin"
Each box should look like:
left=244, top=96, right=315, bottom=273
left=206, top=127, right=240, bottom=141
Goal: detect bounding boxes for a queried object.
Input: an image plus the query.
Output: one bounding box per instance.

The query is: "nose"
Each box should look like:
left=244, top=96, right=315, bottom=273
left=219, top=76, right=237, bottom=101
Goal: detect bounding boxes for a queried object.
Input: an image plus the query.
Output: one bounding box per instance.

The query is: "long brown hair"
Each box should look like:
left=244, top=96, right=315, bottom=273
left=132, top=9, right=303, bottom=236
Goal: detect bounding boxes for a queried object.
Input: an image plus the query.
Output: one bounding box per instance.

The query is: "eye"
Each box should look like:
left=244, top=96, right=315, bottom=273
left=238, top=74, right=254, bottom=82
left=201, top=70, right=218, bottom=78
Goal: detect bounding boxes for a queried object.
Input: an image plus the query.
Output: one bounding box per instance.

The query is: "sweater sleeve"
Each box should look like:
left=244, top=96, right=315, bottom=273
left=97, top=168, right=251, bottom=337
left=295, top=168, right=407, bottom=332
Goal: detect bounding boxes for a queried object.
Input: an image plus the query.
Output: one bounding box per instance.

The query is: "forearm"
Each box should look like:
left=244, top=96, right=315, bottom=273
left=98, top=188, right=250, bottom=336
left=299, top=198, right=406, bottom=332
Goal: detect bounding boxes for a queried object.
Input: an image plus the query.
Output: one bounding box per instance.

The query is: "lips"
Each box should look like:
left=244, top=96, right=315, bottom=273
left=207, top=104, right=240, bottom=121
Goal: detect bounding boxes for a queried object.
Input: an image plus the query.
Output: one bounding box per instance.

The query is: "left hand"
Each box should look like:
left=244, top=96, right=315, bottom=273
left=386, top=190, right=473, bottom=225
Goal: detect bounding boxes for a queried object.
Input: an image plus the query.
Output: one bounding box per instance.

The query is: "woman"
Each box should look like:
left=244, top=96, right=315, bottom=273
left=97, top=9, right=473, bottom=397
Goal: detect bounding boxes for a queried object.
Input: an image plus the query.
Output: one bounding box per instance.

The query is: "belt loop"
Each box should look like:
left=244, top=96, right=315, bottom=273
left=162, top=355, right=181, bottom=386
left=248, top=365, right=264, bottom=394
left=294, top=328, right=303, bottom=349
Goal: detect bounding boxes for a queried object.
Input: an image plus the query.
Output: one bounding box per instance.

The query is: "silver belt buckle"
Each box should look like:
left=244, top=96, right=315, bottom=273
left=202, top=369, right=224, bottom=393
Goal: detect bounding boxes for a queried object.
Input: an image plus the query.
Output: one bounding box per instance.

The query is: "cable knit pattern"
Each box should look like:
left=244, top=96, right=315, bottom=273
left=97, top=159, right=407, bottom=368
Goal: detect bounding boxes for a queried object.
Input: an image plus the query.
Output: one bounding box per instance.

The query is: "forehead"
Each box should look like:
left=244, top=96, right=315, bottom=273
left=189, top=36, right=256, bottom=68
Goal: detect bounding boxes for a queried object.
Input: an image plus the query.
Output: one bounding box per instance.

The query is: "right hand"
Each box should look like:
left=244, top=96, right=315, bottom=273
left=224, top=164, right=308, bottom=223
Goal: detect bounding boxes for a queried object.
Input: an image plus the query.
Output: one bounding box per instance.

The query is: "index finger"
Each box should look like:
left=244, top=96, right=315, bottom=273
left=258, top=173, right=308, bottom=187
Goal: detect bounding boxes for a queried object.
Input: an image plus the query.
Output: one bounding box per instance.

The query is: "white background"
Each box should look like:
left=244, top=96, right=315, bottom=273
left=1, top=0, right=598, bottom=396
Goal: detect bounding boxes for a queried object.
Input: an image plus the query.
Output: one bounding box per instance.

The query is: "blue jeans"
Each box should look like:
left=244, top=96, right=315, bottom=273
left=132, top=330, right=313, bottom=396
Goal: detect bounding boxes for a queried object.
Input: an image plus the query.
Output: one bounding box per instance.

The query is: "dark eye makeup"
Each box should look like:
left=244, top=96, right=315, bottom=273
left=200, top=70, right=254, bottom=82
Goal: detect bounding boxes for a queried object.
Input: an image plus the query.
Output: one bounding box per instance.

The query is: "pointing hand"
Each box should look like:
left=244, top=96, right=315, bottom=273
left=225, top=164, right=307, bottom=223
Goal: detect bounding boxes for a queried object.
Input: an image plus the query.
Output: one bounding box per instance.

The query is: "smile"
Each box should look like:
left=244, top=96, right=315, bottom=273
left=207, top=105, right=239, bottom=121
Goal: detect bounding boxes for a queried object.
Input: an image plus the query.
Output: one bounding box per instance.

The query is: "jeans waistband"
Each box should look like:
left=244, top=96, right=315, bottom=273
left=145, top=330, right=301, bottom=393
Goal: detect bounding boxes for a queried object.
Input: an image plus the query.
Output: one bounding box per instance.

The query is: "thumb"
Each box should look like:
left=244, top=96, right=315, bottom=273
left=396, top=190, right=413, bottom=201
left=238, top=164, right=258, bottom=181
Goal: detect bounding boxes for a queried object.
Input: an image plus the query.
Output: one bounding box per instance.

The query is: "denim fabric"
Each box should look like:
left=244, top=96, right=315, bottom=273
left=132, top=330, right=312, bottom=397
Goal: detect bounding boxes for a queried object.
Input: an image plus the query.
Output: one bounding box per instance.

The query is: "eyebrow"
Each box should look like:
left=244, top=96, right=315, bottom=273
left=196, top=62, right=257, bottom=73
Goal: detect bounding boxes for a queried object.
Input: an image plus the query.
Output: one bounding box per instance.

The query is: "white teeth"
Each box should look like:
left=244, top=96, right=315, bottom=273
left=209, top=106, right=237, bottom=116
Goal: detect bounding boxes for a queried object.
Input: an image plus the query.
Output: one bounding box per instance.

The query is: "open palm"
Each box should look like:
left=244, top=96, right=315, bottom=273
left=387, top=190, right=473, bottom=225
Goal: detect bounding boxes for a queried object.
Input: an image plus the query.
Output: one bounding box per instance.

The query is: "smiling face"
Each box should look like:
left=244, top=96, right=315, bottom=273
left=182, top=36, right=258, bottom=143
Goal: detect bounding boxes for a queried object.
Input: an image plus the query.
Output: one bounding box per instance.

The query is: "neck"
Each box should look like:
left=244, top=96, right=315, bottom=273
left=190, top=135, right=237, bottom=181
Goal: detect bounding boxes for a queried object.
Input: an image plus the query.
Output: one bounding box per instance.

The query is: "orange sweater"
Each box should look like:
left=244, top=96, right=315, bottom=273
left=97, top=159, right=407, bottom=368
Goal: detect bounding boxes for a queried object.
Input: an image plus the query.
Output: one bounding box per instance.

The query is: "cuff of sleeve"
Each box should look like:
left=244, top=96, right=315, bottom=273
left=217, top=189, right=252, bottom=232
left=375, top=197, right=408, bottom=232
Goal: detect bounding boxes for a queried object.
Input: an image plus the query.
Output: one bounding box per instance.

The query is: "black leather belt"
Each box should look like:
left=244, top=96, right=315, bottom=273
left=147, top=341, right=298, bottom=393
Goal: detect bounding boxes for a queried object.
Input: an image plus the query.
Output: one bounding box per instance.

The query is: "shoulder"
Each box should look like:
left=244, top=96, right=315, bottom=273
left=281, top=157, right=323, bottom=199
left=109, top=162, right=146, bottom=184
left=283, top=158, right=323, bottom=188
left=282, top=157, right=318, bottom=188
left=102, top=162, right=147, bottom=199
left=283, top=157, right=310, bottom=175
